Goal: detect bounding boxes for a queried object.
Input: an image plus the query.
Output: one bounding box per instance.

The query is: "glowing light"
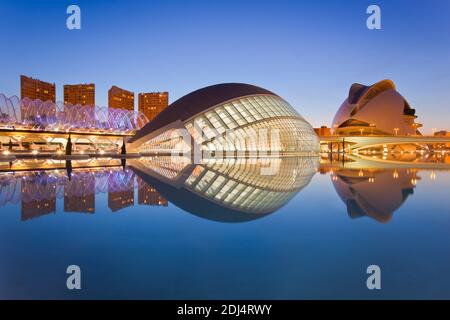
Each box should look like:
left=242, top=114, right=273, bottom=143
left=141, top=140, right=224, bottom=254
left=32, top=150, right=38, bottom=155
left=393, top=171, right=399, bottom=179
left=430, top=171, right=436, bottom=180
left=2, top=150, right=10, bottom=155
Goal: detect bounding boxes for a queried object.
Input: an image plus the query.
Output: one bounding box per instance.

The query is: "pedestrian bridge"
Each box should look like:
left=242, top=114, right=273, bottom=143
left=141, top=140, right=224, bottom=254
left=320, top=135, right=450, bottom=150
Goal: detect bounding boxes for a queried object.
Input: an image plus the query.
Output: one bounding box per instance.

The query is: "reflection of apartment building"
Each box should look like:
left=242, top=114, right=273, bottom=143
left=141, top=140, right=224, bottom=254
left=65, top=194, right=95, bottom=213
left=138, top=92, right=169, bottom=122
left=20, top=75, right=56, bottom=102
left=64, top=174, right=95, bottom=214
left=108, top=86, right=134, bottom=111
left=21, top=178, right=56, bottom=221
left=21, top=199, right=56, bottom=221
left=138, top=184, right=168, bottom=206
left=108, top=190, right=134, bottom=212
left=64, top=83, right=95, bottom=106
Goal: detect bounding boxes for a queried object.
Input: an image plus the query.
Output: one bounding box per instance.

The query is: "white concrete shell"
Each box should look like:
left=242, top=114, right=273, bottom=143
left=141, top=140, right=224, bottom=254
left=332, top=80, right=421, bottom=136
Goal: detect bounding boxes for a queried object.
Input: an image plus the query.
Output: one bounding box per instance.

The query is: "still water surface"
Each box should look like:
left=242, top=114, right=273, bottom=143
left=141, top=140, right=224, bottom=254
left=0, top=156, right=449, bottom=299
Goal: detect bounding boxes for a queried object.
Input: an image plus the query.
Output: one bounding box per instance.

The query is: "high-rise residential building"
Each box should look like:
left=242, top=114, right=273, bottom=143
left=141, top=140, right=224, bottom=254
left=64, top=83, right=95, bottom=106
left=20, top=75, right=56, bottom=102
left=314, top=126, right=332, bottom=136
left=138, top=92, right=169, bottom=122
left=108, top=85, right=135, bottom=111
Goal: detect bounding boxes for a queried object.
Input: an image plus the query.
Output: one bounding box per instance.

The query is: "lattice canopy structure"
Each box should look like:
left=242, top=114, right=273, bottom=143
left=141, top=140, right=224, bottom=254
left=0, top=93, right=148, bottom=134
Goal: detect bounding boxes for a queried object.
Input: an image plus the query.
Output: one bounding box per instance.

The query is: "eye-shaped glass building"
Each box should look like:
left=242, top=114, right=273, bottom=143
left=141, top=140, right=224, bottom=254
left=128, top=83, right=319, bottom=156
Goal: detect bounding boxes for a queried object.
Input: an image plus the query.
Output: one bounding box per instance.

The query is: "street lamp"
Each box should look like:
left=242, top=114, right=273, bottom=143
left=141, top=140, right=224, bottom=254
left=370, top=123, right=375, bottom=135
left=359, top=128, right=364, bottom=135
left=394, top=128, right=399, bottom=135
left=411, top=123, right=419, bottom=136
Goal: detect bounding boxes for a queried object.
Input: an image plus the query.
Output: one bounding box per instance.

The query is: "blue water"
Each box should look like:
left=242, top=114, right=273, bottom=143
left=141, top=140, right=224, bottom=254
left=0, top=163, right=449, bottom=299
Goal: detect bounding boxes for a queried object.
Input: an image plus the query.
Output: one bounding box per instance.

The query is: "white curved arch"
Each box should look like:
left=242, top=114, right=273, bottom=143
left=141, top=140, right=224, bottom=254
left=0, top=93, right=148, bottom=133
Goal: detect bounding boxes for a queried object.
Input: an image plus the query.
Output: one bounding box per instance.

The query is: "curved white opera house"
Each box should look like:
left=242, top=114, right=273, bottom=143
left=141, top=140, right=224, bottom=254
left=332, top=79, right=422, bottom=136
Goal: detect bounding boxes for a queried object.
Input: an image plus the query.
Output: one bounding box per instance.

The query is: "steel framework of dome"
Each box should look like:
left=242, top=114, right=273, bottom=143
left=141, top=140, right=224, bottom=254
left=129, top=83, right=320, bottom=155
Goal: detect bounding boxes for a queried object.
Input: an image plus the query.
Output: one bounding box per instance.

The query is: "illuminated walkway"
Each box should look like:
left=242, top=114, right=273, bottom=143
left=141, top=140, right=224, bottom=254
left=321, top=154, right=450, bottom=170
left=320, top=135, right=450, bottom=150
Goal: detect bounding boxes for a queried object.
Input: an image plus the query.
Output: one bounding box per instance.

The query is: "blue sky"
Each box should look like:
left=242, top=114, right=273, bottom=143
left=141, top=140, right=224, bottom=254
left=0, top=0, right=449, bottom=132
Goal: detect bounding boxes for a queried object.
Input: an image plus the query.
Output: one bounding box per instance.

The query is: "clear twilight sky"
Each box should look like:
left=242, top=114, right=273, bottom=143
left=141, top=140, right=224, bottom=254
left=0, top=0, right=449, bottom=132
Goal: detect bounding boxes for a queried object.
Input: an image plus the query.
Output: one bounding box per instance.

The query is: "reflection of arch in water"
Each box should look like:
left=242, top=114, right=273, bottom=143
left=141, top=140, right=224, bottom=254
left=130, top=156, right=319, bottom=222
left=0, top=168, right=135, bottom=206
left=0, top=174, right=22, bottom=205
left=331, top=169, right=417, bottom=223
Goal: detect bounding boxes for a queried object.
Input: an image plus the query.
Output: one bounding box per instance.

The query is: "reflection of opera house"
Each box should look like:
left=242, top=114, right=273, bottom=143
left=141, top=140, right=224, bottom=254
left=128, top=83, right=319, bottom=156
left=332, top=169, right=417, bottom=223
left=332, top=80, right=422, bottom=136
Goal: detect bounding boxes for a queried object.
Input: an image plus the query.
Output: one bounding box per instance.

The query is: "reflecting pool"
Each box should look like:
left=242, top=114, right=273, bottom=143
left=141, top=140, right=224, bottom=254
left=0, top=156, right=449, bottom=299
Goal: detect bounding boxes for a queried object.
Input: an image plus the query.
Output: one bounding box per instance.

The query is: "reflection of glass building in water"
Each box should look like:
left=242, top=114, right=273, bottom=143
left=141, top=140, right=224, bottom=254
left=128, top=83, right=319, bottom=156
left=130, top=156, right=319, bottom=222
left=332, top=80, right=422, bottom=136
left=331, top=169, right=417, bottom=223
